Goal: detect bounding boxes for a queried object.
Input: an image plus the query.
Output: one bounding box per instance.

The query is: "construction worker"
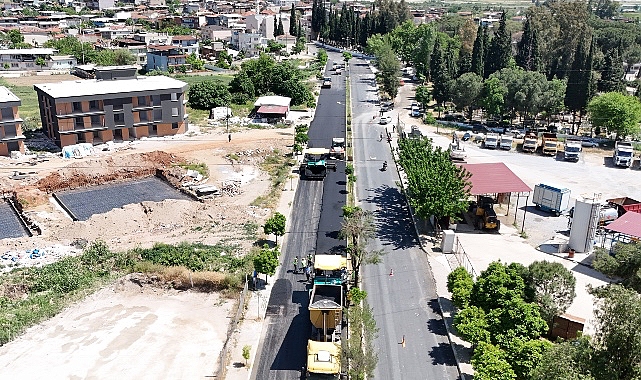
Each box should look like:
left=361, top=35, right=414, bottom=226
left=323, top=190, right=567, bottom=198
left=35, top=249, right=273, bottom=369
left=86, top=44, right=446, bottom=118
left=301, top=257, right=307, bottom=269
left=304, top=266, right=311, bottom=281
left=293, top=256, right=299, bottom=273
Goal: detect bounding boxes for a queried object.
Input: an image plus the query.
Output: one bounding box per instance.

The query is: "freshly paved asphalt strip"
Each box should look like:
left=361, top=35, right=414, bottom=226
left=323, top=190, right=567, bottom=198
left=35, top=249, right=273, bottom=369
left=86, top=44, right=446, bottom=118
left=252, top=53, right=347, bottom=380
left=350, top=59, right=460, bottom=379
left=0, top=201, right=29, bottom=239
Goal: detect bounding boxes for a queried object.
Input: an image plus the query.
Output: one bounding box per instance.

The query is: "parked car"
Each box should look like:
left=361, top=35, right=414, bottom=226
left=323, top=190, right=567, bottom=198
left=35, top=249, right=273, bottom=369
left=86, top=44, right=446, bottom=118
left=472, top=125, right=490, bottom=134
left=462, top=132, right=472, bottom=141
left=379, top=116, right=392, bottom=125
left=581, top=138, right=599, bottom=148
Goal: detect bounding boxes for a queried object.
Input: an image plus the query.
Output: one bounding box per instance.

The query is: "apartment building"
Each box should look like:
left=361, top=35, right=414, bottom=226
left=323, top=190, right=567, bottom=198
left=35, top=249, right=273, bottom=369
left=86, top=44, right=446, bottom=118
left=34, top=67, right=188, bottom=148
left=0, top=86, right=24, bottom=157
left=0, top=48, right=77, bottom=71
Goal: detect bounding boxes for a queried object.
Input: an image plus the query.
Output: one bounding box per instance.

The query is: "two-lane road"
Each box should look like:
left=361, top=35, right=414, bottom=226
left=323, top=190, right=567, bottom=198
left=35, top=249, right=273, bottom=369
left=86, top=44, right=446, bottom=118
left=350, top=59, right=460, bottom=379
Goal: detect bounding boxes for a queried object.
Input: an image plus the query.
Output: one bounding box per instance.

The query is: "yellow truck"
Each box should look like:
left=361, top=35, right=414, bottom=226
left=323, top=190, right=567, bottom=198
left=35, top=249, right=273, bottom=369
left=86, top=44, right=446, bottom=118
left=307, top=283, right=343, bottom=378
left=542, top=133, right=558, bottom=156
left=313, top=254, right=348, bottom=285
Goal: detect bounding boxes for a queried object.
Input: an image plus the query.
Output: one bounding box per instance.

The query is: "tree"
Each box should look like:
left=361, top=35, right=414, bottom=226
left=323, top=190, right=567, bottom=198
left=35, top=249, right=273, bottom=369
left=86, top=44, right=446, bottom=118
left=35, top=57, right=46, bottom=70
left=485, top=12, right=512, bottom=77
left=471, top=25, right=486, bottom=77
left=504, top=338, right=553, bottom=380
left=229, top=71, right=255, bottom=100
left=448, top=72, right=483, bottom=120
left=564, top=37, right=592, bottom=129
left=317, top=49, right=328, bottom=66
left=414, top=85, right=431, bottom=110
left=516, top=18, right=542, bottom=72
left=397, top=137, right=471, bottom=227
left=593, top=242, right=641, bottom=292
left=252, top=245, right=279, bottom=284
left=599, top=47, right=625, bottom=93
left=276, top=17, right=285, bottom=37
left=447, top=266, right=474, bottom=309
left=343, top=302, right=378, bottom=379
left=587, top=92, right=641, bottom=139
left=187, top=80, right=232, bottom=110
left=6, top=29, right=24, bottom=46
left=267, top=40, right=285, bottom=54
left=339, top=206, right=384, bottom=285
left=342, top=51, right=352, bottom=64
left=186, top=53, right=204, bottom=70
left=525, top=261, right=576, bottom=325
left=292, top=37, right=306, bottom=54
left=480, top=77, right=506, bottom=119
left=471, top=342, right=516, bottom=380
left=289, top=6, right=297, bottom=36
left=263, top=212, right=286, bottom=244
left=374, top=41, right=401, bottom=99
left=594, top=0, right=619, bottom=19
left=590, top=284, right=641, bottom=380
left=242, top=345, right=251, bottom=367
left=430, top=37, right=450, bottom=104
left=470, top=262, right=527, bottom=311
left=530, top=335, right=594, bottom=380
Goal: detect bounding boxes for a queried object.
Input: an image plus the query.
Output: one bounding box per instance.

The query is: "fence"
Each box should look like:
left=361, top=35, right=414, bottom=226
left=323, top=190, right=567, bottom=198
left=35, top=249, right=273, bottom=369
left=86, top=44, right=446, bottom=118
left=444, top=235, right=478, bottom=280
left=215, top=279, right=249, bottom=377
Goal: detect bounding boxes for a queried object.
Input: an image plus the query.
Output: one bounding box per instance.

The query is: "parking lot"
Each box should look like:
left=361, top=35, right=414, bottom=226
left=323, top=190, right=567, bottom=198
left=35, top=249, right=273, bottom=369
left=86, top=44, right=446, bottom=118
left=55, top=176, right=192, bottom=221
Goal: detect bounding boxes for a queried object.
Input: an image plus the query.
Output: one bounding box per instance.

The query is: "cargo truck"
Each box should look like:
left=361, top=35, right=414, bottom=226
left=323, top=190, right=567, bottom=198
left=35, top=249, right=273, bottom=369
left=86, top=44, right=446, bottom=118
left=522, top=132, right=539, bottom=153
left=306, top=284, right=343, bottom=379
left=329, top=138, right=345, bottom=160
left=499, top=135, right=513, bottom=150
left=484, top=133, right=500, bottom=149
left=613, top=141, right=634, bottom=168
left=542, top=133, right=558, bottom=156
left=564, top=139, right=582, bottom=161
left=533, top=184, right=571, bottom=216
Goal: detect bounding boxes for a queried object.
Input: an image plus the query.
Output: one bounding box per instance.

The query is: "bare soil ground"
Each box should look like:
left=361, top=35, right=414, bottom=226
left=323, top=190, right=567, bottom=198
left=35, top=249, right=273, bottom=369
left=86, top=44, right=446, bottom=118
left=0, top=276, right=234, bottom=379
left=4, top=73, right=78, bottom=86
left=0, top=126, right=295, bottom=376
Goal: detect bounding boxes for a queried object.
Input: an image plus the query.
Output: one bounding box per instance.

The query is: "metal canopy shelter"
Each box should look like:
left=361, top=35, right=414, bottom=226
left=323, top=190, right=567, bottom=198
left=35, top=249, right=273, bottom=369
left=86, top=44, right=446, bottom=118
left=460, top=162, right=532, bottom=232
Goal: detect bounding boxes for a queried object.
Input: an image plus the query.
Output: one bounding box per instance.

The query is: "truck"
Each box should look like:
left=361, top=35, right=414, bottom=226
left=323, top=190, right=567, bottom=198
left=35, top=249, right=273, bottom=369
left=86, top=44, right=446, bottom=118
left=613, top=141, right=634, bottom=168
left=542, top=133, right=558, bottom=156
left=483, top=133, right=500, bottom=149
left=564, top=139, right=582, bottom=161
left=522, top=132, right=539, bottom=153
left=533, top=183, right=571, bottom=216
left=329, top=138, right=345, bottom=160
left=313, top=254, right=348, bottom=285
left=499, top=135, right=514, bottom=151
left=307, top=284, right=343, bottom=379
left=300, top=148, right=336, bottom=180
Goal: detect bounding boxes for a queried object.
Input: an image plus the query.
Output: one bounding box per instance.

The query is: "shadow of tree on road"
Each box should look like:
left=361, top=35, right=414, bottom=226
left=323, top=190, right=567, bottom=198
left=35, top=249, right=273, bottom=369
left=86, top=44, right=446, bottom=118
left=364, top=184, right=418, bottom=250
left=429, top=342, right=459, bottom=366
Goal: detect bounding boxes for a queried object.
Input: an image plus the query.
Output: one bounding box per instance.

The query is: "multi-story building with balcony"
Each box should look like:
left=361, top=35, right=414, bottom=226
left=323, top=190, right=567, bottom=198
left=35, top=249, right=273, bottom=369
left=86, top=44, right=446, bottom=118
left=34, top=67, right=188, bottom=148
left=172, top=35, right=199, bottom=57
left=146, top=45, right=187, bottom=71
left=0, top=86, right=24, bottom=156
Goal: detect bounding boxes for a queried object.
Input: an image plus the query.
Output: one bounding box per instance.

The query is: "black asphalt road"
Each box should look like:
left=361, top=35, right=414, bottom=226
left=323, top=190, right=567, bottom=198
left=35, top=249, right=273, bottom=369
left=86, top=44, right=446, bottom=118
left=0, top=201, right=29, bottom=239
left=252, top=53, right=347, bottom=380
left=350, top=60, right=460, bottom=379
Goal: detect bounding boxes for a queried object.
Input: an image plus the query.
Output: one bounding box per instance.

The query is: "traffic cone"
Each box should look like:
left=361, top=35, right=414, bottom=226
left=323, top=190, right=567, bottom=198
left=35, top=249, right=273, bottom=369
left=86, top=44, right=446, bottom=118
left=389, top=269, right=394, bottom=277
left=401, top=335, right=406, bottom=347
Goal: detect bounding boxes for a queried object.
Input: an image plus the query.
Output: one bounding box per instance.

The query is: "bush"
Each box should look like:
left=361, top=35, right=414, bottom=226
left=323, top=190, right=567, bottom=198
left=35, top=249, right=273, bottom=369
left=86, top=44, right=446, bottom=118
left=134, top=242, right=246, bottom=273
left=447, top=266, right=474, bottom=309
left=30, top=257, right=94, bottom=294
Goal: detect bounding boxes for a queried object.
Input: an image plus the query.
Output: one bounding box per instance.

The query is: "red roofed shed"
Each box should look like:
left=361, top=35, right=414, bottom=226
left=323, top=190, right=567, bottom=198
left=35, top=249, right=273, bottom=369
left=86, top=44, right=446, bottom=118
left=605, top=211, right=641, bottom=239
left=461, top=163, right=531, bottom=195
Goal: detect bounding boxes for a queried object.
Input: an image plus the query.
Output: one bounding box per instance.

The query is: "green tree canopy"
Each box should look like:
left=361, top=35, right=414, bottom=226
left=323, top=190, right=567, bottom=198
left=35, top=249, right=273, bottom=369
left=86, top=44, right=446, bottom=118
left=471, top=342, right=516, bottom=380
left=525, top=261, right=576, bottom=324
left=593, top=242, right=641, bottom=292
left=397, top=137, right=470, bottom=224
left=447, top=266, right=474, bottom=309
left=447, top=72, right=483, bottom=120
left=187, top=80, right=231, bottom=110
left=587, top=92, right=641, bottom=139
left=252, top=245, right=280, bottom=283
left=263, top=212, right=286, bottom=244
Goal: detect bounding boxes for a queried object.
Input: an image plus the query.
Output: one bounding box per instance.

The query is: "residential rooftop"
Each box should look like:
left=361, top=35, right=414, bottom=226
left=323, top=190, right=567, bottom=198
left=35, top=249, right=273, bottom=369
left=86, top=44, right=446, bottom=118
left=34, top=76, right=188, bottom=99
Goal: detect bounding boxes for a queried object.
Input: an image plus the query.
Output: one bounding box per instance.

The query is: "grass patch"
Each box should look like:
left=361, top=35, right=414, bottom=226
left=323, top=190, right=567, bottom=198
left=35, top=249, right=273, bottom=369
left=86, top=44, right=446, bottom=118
left=178, top=162, right=209, bottom=177
left=0, top=240, right=254, bottom=346
left=242, top=221, right=260, bottom=240
left=251, top=149, right=294, bottom=209
left=173, top=73, right=234, bottom=87
left=0, top=78, right=41, bottom=131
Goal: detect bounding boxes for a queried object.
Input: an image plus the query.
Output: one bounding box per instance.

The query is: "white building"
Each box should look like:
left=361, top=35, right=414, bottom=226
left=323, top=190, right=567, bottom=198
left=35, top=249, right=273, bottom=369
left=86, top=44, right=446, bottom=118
left=231, top=31, right=267, bottom=57
left=0, top=48, right=77, bottom=71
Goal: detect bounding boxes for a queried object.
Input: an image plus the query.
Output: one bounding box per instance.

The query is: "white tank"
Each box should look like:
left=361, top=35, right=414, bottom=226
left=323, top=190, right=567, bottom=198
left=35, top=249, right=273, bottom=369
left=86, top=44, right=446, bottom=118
left=569, top=197, right=601, bottom=253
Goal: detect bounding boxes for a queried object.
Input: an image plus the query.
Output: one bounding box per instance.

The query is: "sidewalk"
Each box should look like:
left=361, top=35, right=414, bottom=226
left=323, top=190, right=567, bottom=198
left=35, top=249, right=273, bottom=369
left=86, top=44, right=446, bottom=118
left=224, top=174, right=300, bottom=380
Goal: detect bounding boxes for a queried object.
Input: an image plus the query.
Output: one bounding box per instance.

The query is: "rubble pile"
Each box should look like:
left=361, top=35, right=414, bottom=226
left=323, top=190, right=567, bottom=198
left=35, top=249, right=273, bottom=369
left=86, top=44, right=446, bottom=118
left=220, top=180, right=243, bottom=197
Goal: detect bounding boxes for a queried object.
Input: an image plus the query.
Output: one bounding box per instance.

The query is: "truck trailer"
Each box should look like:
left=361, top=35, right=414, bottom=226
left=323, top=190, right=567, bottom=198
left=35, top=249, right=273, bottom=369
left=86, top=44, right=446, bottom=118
left=306, top=284, right=343, bottom=379
left=533, top=184, right=571, bottom=216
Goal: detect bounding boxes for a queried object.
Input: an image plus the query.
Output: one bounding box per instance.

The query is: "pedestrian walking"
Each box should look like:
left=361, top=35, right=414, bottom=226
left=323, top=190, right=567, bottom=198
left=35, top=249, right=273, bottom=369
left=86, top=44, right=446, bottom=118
left=301, top=257, right=307, bottom=269
left=228, top=133, right=232, bottom=142
left=379, top=132, right=383, bottom=141
left=305, top=266, right=311, bottom=281
left=293, top=256, right=299, bottom=273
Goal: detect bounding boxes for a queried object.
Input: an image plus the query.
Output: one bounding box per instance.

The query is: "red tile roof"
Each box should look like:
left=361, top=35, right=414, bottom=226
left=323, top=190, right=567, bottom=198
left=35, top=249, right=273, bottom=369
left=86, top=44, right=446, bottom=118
left=257, top=105, right=288, bottom=114
left=460, top=162, right=531, bottom=195
left=606, top=211, right=641, bottom=239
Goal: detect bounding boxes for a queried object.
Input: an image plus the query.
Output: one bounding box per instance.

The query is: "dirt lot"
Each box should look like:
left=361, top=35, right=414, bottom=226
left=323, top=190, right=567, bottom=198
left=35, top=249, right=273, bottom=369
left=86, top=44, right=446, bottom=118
left=0, top=125, right=295, bottom=376
left=0, top=278, right=234, bottom=379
